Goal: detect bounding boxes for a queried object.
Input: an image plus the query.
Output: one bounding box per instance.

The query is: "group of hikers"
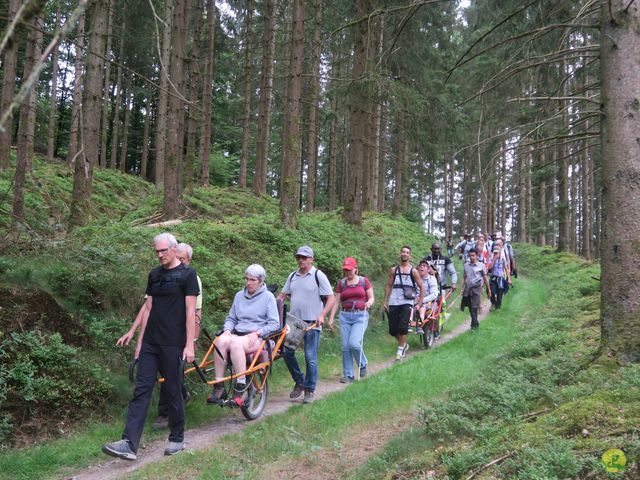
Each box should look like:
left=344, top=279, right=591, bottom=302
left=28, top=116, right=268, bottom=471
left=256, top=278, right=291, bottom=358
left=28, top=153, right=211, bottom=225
left=101, top=230, right=516, bottom=461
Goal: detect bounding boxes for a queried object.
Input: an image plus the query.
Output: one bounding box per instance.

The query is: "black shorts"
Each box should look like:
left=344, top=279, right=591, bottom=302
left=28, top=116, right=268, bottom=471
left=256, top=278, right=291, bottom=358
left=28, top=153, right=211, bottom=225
left=388, top=304, right=412, bottom=336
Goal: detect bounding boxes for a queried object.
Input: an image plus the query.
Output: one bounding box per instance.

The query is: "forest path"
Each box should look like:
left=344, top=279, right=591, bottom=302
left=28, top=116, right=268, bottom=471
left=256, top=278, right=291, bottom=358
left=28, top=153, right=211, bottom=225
left=70, top=300, right=490, bottom=480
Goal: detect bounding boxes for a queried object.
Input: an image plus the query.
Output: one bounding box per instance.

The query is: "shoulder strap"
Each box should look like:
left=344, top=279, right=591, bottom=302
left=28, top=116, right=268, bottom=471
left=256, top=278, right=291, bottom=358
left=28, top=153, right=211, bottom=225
left=288, top=271, right=296, bottom=284
left=315, top=269, right=320, bottom=289
left=340, top=277, right=348, bottom=290
left=359, top=276, right=366, bottom=288
left=395, top=265, right=404, bottom=286
left=409, top=267, right=417, bottom=288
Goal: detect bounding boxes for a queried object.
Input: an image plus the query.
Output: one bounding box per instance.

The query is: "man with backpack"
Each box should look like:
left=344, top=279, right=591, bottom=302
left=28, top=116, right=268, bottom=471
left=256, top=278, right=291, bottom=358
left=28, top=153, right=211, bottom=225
left=382, top=245, right=425, bottom=361
left=455, top=233, right=475, bottom=263
left=278, top=246, right=335, bottom=404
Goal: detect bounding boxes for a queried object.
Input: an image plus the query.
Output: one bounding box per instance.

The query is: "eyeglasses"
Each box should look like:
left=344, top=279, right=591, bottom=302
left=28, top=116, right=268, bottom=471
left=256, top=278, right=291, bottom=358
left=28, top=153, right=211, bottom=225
left=155, top=248, right=170, bottom=255
left=295, top=255, right=309, bottom=260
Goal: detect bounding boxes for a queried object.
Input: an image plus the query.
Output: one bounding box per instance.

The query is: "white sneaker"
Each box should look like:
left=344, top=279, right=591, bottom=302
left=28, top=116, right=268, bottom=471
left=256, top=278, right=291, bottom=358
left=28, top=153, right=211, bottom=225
left=401, top=343, right=409, bottom=358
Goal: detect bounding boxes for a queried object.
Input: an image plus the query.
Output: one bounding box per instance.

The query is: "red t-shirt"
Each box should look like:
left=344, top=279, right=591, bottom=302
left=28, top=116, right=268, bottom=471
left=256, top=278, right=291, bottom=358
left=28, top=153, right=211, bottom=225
left=336, top=276, right=371, bottom=310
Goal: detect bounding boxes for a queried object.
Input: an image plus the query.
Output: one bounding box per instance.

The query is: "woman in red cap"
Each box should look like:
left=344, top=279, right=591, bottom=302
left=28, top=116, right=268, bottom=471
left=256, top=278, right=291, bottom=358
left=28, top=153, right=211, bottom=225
left=328, top=257, right=374, bottom=383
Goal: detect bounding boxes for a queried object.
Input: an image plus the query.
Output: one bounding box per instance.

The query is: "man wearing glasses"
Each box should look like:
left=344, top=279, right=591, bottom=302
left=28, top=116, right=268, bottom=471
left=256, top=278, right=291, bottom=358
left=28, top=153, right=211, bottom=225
left=102, top=232, right=199, bottom=460
left=278, top=245, right=335, bottom=404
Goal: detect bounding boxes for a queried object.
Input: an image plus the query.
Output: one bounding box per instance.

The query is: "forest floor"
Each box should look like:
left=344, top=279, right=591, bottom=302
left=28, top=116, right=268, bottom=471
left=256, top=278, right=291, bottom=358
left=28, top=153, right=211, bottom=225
left=69, top=301, right=489, bottom=480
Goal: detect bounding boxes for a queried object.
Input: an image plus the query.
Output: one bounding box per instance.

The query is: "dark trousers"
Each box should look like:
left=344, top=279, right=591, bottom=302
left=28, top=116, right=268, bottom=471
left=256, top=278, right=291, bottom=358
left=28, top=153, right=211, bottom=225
left=470, top=307, right=479, bottom=328
left=490, top=276, right=504, bottom=309
left=122, top=343, right=185, bottom=452
left=157, top=382, right=189, bottom=418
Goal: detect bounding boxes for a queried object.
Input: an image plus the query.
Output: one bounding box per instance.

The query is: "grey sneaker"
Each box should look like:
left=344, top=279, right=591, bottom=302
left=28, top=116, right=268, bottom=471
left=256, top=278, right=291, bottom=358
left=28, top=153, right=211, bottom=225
left=164, top=441, right=185, bottom=456
left=102, top=440, right=137, bottom=461
left=152, top=415, right=169, bottom=430
left=359, top=365, right=368, bottom=378
left=340, top=376, right=354, bottom=384
left=289, top=383, right=304, bottom=399
left=303, top=390, right=314, bottom=404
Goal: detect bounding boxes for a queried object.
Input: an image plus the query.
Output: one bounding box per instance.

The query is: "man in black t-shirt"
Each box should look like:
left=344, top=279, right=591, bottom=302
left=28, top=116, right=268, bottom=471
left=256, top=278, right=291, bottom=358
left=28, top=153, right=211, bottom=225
left=102, top=233, right=199, bottom=460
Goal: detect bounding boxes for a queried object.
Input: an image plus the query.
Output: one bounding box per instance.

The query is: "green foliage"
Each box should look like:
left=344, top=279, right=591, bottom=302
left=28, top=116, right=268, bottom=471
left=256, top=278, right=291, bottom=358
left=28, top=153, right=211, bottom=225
left=0, top=331, right=110, bottom=445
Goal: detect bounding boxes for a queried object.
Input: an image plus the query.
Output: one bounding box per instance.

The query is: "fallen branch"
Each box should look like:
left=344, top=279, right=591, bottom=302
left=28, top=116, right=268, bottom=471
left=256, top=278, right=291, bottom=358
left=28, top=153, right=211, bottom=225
left=466, top=452, right=514, bottom=480
left=144, top=219, right=182, bottom=228
left=521, top=407, right=551, bottom=420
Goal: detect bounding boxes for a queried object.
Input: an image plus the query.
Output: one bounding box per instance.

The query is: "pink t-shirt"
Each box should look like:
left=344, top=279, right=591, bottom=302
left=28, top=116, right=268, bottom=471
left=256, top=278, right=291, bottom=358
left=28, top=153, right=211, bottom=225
left=336, top=276, right=371, bottom=310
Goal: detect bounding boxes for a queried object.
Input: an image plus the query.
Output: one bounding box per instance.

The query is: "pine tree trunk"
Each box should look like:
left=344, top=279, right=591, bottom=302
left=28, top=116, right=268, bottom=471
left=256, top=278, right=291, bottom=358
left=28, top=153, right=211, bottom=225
left=12, top=16, right=43, bottom=228
left=119, top=80, right=132, bottom=173
left=110, top=23, right=126, bottom=170
left=279, top=0, right=304, bottom=228
left=252, top=0, right=274, bottom=195
left=238, top=0, right=254, bottom=188
left=99, top=0, right=113, bottom=168
left=557, top=110, right=570, bottom=251
left=0, top=0, right=21, bottom=171
left=599, top=0, right=640, bottom=363
left=66, top=13, right=86, bottom=165
left=198, top=0, right=216, bottom=187
left=517, top=147, right=527, bottom=242
left=537, top=148, right=547, bottom=246
left=163, top=0, right=186, bottom=218
left=46, top=0, right=62, bottom=163
left=377, top=107, right=387, bottom=212
left=305, top=0, right=322, bottom=211
left=391, top=110, right=405, bottom=217
left=69, top=0, right=108, bottom=227
left=581, top=137, right=592, bottom=260
left=570, top=158, right=578, bottom=253
left=155, top=0, right=173, bottom=188
left=185, top=0, right=203, bottom=193
left=140, top=96, right=151, bottom=179
left=341, top=0, right=371, bottom=225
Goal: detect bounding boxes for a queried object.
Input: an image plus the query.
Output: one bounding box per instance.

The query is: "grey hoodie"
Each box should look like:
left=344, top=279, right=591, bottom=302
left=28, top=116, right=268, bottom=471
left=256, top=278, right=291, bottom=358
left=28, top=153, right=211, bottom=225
left=223, top=284, right=281, bottom=337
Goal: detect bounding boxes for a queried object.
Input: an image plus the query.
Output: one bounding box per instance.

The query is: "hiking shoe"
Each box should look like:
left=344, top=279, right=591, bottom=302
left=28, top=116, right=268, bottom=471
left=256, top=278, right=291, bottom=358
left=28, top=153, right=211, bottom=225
left=152, top=415, right=169, bottom=430
left=289, top=383, right=304, bottom=399
left=416, top=327, right=424, bottom=334
left=164, top=441, right=185, bottom=456
left=102, top=440, right=137, bottom=461
left=359, top=365, right=368, bottom=378
left=231, top=382, right=246, bottom=406
left=434, top=330, right=440, bottom=339
left=207, top=385, right=227, bottom=405
left=340, top=376, right=354, bottom=384
left=401, top=342, right=409, bottom=358
left=303, top=390, right=314, bottom=404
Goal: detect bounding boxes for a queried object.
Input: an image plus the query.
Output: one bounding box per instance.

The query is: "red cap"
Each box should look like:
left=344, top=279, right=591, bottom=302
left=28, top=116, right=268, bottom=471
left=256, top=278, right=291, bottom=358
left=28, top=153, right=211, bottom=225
left=342, top=257, right=357, bottom=270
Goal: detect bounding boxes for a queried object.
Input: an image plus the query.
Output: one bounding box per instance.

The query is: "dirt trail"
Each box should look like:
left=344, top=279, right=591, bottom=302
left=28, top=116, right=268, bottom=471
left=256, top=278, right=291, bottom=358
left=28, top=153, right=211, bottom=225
left=69, top=302, right=489, bottom=480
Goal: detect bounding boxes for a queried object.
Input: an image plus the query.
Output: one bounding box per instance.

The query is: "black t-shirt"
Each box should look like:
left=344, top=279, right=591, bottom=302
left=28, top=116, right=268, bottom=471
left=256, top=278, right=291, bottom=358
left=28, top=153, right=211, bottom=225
left=144, top=263, right=200, bottom=346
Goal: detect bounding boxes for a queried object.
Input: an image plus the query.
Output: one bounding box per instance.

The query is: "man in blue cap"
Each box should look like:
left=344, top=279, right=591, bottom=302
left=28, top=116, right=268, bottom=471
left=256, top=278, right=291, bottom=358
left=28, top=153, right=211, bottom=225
left=278, top=245, right=335, bottom=404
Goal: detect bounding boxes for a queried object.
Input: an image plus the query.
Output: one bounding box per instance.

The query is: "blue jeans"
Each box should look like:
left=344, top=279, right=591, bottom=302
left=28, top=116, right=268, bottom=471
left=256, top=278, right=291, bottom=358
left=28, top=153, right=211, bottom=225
left=340, top=310, right=368, bottom=379
left=282, top=328, right=320, bottom=392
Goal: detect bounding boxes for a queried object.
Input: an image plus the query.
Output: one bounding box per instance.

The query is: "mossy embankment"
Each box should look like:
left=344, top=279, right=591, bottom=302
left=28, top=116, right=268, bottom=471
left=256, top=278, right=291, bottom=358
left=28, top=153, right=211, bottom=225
left=0, top=159, right=434, bottom=450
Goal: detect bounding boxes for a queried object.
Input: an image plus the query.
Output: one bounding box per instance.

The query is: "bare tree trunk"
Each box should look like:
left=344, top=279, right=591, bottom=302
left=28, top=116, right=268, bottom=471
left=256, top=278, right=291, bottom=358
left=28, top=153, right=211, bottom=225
left=185, top=0, right=203, bottom=193
left=46, top=0, right=62, bottom=163
left=252, top=0, right=274, bottom=194
left=342, top=0, right=370, bottom=225
left=391, top=110, right=405, bottom=217
left=12, top=15, right=43, bottom=227
left=119, top=80, right=132, bottom=173
left=536, top=147, right=547, bottom=246
left=110, top=22, right=126, bottom=170
left=238, top=0, right=254, bottom=188
left=517, top=147, right=527, bottom=242
left=66, top=13, right=86, bottom=166
left=198, top=0, right=216, bottom=187
left=0, top=0, right=21, bottom=170
left=140, top=96, right=151, bottom=179
left=99, top=0, right=113, bottom=168
left=69, top=0, right=108, bottom=227
left=163, top=0, right=186, bottom=218
left=377, top=107, right=386, bottom=212
left=557, top=104, right=570, bottom=250
left=279, top=0, right=304, bottom=228
left=600, top=0, right=640, bottom=363
left=305, top=0, right=322, bottom=211
left=570, top=158, right=578, bottom=253
left=155, top=0, right=173, bottom=188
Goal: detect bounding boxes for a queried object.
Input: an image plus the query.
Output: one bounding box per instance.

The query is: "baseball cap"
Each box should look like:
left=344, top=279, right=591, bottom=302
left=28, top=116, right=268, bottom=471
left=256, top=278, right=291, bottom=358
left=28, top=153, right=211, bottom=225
left=295, top=245, right=314, bottom=258
left=342, top=257, right=357, bottom=270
